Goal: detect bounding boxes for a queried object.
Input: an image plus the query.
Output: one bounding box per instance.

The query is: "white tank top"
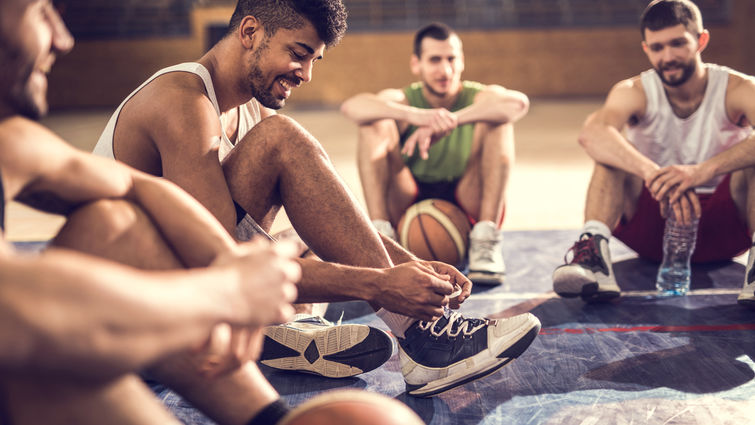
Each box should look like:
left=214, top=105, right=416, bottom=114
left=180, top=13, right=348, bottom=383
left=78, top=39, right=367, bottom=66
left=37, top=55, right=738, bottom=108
left=93, top=62, right=262, bottom=161
left=626, top=63, right=752, bottom=192
left=93, top=62, right=267, bottom=241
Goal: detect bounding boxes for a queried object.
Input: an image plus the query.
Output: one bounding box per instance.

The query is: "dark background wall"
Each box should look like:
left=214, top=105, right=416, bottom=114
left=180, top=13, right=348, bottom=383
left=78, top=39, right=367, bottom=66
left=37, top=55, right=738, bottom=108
left=47, top=0, right=754, bottom=109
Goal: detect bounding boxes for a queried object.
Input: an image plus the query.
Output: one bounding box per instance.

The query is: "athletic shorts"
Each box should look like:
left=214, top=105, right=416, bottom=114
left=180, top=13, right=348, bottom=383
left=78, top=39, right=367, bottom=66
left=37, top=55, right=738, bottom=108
left=613, top=175, right=750, bottom=263
left=234, top=201, right=273, bottom=242
left=410, top=179, right=506, bottom=226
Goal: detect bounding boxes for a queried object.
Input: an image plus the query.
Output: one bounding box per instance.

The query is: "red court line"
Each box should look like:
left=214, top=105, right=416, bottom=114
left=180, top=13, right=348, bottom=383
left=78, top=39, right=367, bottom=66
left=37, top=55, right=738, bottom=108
left=540, top=323, right=755, bottom=335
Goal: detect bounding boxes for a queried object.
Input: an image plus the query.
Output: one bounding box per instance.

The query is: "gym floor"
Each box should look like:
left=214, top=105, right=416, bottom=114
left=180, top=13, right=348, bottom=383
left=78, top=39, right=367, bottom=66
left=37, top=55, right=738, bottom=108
left=13, top=101, right=755, bottom=424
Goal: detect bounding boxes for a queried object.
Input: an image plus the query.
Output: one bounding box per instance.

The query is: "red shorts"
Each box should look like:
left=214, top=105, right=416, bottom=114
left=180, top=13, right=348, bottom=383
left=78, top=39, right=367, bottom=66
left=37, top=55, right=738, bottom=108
left=411, top=179, right=506, bottom=227
left=613, top=175, right=750, bottom=263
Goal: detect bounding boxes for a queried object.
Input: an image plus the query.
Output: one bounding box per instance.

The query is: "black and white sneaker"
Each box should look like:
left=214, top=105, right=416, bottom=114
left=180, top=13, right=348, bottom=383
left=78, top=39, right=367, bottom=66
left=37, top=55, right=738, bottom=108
left=738, top=243, right=755, bottom=308
left=552, top=233, right=620, bottom=302
left=260, top=316, right=393, bottom=378
left=397, top=312, right=540, bottom=397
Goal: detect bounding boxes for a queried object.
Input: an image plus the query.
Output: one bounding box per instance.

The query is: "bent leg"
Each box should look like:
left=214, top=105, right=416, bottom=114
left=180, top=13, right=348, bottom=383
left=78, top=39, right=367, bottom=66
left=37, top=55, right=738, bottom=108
left=356, top=120, right=417, bottom=227
left=223, top=115, right=392, bottom=268
left=456, top=122, right=514, bottom=225
left=52, top=199, right=281, bottom=425
left=585, top=163, right=644, bottom=228
left=2, top=374, right=179, bottom=425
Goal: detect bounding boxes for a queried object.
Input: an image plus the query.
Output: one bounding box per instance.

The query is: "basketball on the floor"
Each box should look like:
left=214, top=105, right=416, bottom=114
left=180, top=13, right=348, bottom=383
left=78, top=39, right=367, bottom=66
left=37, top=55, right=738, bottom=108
left=278, top=389, right=424, bottom=425
left=397, top=198, right=471, bottom=267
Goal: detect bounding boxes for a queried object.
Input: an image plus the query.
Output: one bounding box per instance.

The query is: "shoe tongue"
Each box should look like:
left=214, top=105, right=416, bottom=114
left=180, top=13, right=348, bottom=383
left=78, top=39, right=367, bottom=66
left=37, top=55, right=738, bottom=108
left=579, top=232, right=594, bottom=241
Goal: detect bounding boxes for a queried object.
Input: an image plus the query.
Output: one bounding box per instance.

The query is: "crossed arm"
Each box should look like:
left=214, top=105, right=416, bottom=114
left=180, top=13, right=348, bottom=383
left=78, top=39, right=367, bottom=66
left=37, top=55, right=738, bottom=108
left=0, top=116, right=299, bottom=378
left=341, top=84, right=529, bottom=159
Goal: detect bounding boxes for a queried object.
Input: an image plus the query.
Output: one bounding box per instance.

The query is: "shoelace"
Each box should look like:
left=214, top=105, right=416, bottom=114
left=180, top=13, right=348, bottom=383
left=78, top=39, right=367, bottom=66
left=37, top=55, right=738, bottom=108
left=565, top=233, right=601, bottom=267
left=419, top=311, right=487, bottom=338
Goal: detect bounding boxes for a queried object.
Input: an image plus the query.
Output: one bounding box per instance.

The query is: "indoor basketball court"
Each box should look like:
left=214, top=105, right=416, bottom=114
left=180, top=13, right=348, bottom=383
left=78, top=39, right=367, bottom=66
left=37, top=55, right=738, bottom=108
left=5, top=0, right=755, bottom=424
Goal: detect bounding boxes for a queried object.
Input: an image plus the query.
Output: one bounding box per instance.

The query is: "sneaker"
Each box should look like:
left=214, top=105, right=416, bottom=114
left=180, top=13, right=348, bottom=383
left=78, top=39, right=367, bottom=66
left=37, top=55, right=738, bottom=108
left=373, top=219, right=397, bottom=241
left=467, top=221, right=506, bottom=285
left=552, top=233, right=620, bottom=302
left=737, top=243, right=755, bottom=308
left=397, top=311, right=540, bottom=397
left=260, top=316, right=393, bottom=378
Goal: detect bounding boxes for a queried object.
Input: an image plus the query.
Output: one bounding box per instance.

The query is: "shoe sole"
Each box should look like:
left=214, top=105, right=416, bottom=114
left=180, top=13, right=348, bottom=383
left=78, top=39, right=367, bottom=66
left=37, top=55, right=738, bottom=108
left=468, top=270, right=505, bottom=286
left=737, top=297, right=755, bottom=308
left=552, top=267, right=620, bottom=302
left=260, top=324, right=393, bottom=378
left=406, top=315, right=541, bottom=397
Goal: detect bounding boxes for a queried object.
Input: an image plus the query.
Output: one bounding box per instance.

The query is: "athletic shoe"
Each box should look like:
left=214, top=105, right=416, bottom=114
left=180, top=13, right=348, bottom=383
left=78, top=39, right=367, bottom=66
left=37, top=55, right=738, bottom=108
left=260, top=316, right=393, bottom=378
left=552, top=233, right=620, bottom=302
left=737, top=243, right=755, bottom=308
left=467, top=221, right=506, bottom=285
left=373, top=219, right=397, bottom=241
left=397, top=311, right=540, bottom=397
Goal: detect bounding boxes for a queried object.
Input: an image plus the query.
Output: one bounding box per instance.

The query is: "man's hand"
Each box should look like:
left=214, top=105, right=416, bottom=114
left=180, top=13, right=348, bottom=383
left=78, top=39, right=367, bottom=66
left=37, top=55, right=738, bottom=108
left=372, top=261, right=457, bottom=321
left=660, top=189, right=701, bottom=226
left=422, top=261, right=472, bottom=309
left=646, top=164, right=712, bottom=204
left=402, top=108, right=459, bottom=159
left=214, top=237, right=300, bottom=327
left=190, top=325, right=265, bottom=379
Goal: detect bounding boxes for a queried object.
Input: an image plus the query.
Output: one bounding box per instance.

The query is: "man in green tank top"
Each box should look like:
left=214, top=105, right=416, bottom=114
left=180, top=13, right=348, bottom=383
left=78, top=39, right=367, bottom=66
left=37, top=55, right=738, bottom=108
left=341, top=22, right=530, bottom=285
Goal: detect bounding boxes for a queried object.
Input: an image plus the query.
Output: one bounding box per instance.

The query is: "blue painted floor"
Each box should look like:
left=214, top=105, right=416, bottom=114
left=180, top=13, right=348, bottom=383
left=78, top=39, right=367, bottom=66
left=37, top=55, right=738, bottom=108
left=31, top=230, right=751, bottom=424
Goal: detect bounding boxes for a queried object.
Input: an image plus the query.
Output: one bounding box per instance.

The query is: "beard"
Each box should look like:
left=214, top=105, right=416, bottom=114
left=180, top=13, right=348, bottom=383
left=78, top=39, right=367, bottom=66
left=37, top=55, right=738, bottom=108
left=245, top=38, right=285, bottom=110
left=654, top=59, right=697, bottom=87
left=0, top=43, right=46, bottom=119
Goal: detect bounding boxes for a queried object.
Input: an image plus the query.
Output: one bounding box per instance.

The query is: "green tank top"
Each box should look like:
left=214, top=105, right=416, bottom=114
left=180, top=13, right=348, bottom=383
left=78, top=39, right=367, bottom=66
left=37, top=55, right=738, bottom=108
left=400, top=80, right=483, bottom=183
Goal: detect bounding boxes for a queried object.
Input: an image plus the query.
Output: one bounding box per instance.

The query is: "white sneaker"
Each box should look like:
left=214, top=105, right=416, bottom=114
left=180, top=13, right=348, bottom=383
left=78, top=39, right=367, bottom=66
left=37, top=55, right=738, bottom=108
left=738, top=243, right=755, bottom=308
left=468, top=221, right=505, bottom=285
left=397, top=312, right=540, bottom=397
left=260, top=315, right=393, bottom=378
left=372, top=219, right=397, bottom=241
left=552, top=233, right=620, bottom=302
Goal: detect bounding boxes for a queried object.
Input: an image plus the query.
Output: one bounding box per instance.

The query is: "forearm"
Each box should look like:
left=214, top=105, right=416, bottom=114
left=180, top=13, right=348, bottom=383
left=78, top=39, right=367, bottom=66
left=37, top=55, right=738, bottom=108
left=455, top=89, right=529, bottom=126
left=294, top=258, right=385, bottom=303
left=341, top=94, right=415, bottom=125
left=700, top=135, right=755, bottom=178
left=0, top=250, right=237, bottom=379
left=128, top=171, right=238, bottom=267
left=380, top=234, right=417, bottom=264
left=579, top=124, right=659, bottom=180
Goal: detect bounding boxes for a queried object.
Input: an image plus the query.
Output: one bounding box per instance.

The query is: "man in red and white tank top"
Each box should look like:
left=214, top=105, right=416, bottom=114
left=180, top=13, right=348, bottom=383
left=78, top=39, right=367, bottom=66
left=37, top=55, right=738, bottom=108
left=552, top=0, right=755, bottom=307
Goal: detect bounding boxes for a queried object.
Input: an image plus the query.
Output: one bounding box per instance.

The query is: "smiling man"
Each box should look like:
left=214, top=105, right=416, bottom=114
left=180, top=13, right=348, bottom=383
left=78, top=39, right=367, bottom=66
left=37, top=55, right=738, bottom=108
left=340, top=22, right=530, bottom=286
left=92, top=0, right=541, bottom=397
left=551, top=0, right=755, bottom=305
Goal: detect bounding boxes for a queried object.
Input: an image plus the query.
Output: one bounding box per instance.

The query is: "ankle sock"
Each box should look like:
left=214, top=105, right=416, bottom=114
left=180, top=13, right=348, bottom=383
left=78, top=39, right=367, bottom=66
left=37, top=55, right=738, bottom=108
left=376, top=309, right=415, bottom=339
left=583, top=220, right=611, bottom=240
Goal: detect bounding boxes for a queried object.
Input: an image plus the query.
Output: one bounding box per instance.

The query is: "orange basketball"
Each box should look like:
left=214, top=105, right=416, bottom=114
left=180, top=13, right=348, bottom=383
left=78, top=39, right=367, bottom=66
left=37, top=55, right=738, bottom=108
left=278, top=389, right=424, bottom=425
left=397, top=198, right=471, bottom=268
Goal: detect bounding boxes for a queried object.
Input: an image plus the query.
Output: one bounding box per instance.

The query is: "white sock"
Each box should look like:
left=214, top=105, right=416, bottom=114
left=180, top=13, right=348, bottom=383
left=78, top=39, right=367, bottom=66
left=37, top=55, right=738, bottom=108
left=376, top=309, right=416, bottom=339
left=583, top=220, right=611, bottom=239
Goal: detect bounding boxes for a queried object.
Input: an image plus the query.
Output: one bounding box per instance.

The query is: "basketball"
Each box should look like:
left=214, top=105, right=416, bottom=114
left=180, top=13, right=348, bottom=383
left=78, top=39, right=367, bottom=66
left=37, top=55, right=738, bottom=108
left=278, top=389, right=424, bottom=425
left=397, top=198, right=471, bottom=267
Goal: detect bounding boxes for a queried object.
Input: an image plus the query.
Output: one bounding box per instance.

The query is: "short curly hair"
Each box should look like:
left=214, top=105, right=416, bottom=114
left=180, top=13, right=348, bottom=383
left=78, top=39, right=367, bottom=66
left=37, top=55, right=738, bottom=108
left=228, top=0, right=348, bottom=48
left=640, top=0, right=703, bottom=39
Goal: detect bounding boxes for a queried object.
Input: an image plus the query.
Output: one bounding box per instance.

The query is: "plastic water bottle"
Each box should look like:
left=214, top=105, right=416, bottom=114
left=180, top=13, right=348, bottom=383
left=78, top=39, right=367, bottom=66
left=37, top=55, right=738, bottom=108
left=655, top=214, right=699, bottom=296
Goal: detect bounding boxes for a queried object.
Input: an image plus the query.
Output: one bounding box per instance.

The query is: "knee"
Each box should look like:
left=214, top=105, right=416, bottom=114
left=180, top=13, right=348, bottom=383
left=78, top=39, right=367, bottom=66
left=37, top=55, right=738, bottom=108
left=242, top=114, right=328, bottom=160
left=55, top=199, right=147, bottom=248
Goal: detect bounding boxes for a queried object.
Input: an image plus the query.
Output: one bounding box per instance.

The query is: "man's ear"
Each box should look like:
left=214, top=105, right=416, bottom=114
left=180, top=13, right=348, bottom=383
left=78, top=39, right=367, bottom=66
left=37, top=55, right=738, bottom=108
left=697, top=29, right=710, bottom=53
left=238, top=15, right=261, bottom=49
left=410, top=54, right=420, bottom=76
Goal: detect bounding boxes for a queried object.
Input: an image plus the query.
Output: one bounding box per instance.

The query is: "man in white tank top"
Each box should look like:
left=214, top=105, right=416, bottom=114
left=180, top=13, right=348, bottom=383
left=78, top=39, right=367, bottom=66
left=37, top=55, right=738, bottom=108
left=552, top=0, right=755, bottom=307
left=93, top=0, right=540, bottom=399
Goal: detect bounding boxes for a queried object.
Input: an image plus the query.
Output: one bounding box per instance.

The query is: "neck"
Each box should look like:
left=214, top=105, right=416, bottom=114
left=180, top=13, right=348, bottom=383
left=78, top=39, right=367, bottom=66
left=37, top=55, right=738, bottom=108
left=663, top=61, right=708, bottom=101
left=198, top=40, right=253, bottom=113
left=422, top=82, right=462, bottom=109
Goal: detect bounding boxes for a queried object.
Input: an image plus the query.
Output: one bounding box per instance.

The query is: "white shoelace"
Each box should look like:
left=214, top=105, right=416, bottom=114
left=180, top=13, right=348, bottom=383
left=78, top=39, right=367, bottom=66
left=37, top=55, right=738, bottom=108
left=419, top=312, right=487, bottom=338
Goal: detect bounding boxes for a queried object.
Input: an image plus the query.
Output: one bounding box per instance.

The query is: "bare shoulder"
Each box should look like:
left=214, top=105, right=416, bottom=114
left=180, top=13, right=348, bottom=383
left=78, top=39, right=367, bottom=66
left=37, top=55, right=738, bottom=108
left=603, top=76, right=646, bottom=116
left=126, top=72, right=222, bottom=151
left=725, top=70, right=755, bottom=120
